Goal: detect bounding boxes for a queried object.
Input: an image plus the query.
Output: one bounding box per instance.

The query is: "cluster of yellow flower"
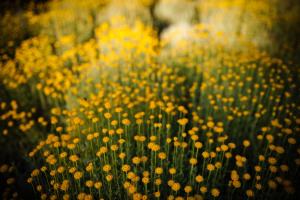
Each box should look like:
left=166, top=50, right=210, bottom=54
left=0, top=164, right=18, bottom=200
left=0, top=1, right=300, bottom=200
left=0, top=100, right=38, bottom=135
left=3, top=20, right=296, bottom=199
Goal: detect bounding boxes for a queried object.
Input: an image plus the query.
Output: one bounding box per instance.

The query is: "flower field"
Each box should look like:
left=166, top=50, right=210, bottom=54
left=0, top=0, right=299, bottom=200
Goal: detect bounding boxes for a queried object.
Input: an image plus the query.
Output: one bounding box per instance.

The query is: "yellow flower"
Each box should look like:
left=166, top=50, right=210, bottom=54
left=122, top=118, right=131, bottom=125
left=233, top=180, right=241, bottom=188
left=254, top=166, right=262, bottom=172
left=177, top=118, right=188, bottom=126
left=123, top=181, right=130, bottom=189
left=200, top=186, right=207, bottom=194
left=60, top=152, right=67, bottom=158
left=128, top=185, right=136, bottom=194
left=246, top=189, right=254, bottom=197
left=69, top=155, right=79, bottom=162
left=155, top=167, right=163, bottom=175
left=195, top=142, right=203, bottom=149
left=119, top=152, right=126, bottom=159
left=268, top=157, right=277, bottom=165
left=255, top=183, right=262, bottom=190
left=268, top=180, right=277, bottom=189
left=152, top=144, right=160, bottom=152
left=158, top=152, right=167, bottom=159
left=31, top=169, right=40, bottom=177
left=155, top=178, right=162, bottom=186
left=115, top=107, right=122, bottom=113
left=178, top=106, right=186, bottom=113
left=171, top=182, right=181, bottom=192
left=280, top=164, right=289, bottom=172
left=60, top=180, right=69, bottom=191
left=154, top=191, right=161, bottom=198
left=85, top=180, right=94, bottom=188
left=106, top=174, right=113, bottom=182
left=86, top=163, right=93, bottom=172
left=211, top=188, right=220, bottom=197
left=189, top=158, right=198, bottom=165
left=103, top=137, right=110, bottom=143
left=195, top=175, right=203, bottom=183
left=111, top=120, right=118, bottom=126
left=184, top=185, right=192, bottom=193
left=69, top=167, right=76, bottom=174
left=169, top=168, right=176, bottom=175
left=202, top=151, right=209, bottom=158
left=6, top=177, right=15, bottom=185
left=122, top=164, right=131, bottom=172
left=116, top=128, right=124, bottom=135
left=207, top=121, right=215, bottom=128
left=111, top=144, right=118, bottom=151
left=258, top=155, right=265, bottom=161
left=104, top=112, right=112, bottom=119
left=221, top=144, right=228, bottom=151
left=41, top=166, right=47, bottom=172
left=132, top=157, right=141, bottom=165
left=103, top=164, right=111, bottom=172
left=87, top=134, right=93, bottom=140
left=73, top=171, right=83, bottom=180
left=104, top=102, right=111, bottom=109
left=168, top=180, right=175, bottom=186
left=27, top=177, right=33, bottom=184
left=288, top=137, right=296, bottom=144
left=62, top=194, right=69, bottom=200
left=94, top=181, right=102, bottom=189
left=243, top=140, right=251, bottom=147
left=142, top=177, right=149, bottom=184
left=275, top=146, right=285, bottom=154
left=57, top=166, right=65, bottom=173
left=231, top=170, right=239, bottom=181
left=50, top=170, right=56, bottom=177
left=207, top=164, right=215, bottom=171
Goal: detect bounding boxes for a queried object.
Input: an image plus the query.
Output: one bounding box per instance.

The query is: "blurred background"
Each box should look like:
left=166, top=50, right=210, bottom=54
left=1, top=0, right=300, bottom=62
